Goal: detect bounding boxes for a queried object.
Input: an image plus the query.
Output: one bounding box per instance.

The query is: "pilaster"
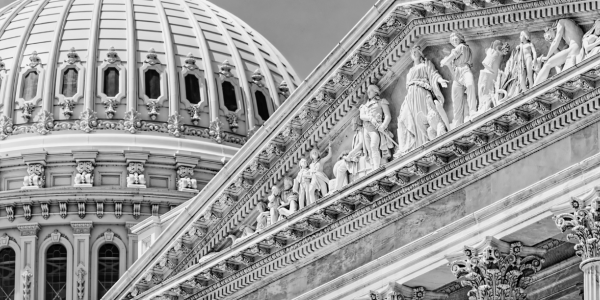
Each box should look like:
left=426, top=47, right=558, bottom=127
left=71, top=221, right=93, bottom=300
left=17, top=223, right=39, bottom=300
left=553, top=187, right=600, bottom=299
left=126, top=221, right=139, bottom=268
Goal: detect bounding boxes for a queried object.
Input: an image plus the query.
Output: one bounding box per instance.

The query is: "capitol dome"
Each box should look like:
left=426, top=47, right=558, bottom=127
left=0, top=1, right=299, bottom=299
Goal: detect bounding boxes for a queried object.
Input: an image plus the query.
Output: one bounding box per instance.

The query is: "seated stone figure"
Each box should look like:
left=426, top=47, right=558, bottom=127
left=127, top=172, right=146, bottom=186
left=278, top=177, right=299, bottom=220
left=178, top=177, right=198, bottom=191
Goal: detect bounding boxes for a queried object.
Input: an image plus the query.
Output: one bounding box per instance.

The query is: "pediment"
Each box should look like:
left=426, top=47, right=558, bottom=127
left=106, top=0, right=600, bottom=299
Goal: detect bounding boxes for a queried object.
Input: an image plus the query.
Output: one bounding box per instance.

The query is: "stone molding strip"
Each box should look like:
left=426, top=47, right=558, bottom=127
left=136, top=53, right=600, bottom=299
left=108, top=0, right=600, bottom=298
left=176, top=0, right=600, bottom=277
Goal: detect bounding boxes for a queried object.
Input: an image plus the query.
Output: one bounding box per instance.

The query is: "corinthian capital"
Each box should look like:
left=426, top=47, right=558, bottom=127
left=445, top=236, right=546, bottom=300
left=553, top=187, right=600, bottom=261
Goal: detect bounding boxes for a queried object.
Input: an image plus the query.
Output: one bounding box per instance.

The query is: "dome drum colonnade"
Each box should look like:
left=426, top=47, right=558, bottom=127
left=0, top=0, right=299, bottom=140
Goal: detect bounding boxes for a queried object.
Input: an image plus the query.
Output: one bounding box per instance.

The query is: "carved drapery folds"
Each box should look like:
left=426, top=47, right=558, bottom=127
left=445, top=237, right=546, bottom=300
left=22, top=163, right=45, bottom=189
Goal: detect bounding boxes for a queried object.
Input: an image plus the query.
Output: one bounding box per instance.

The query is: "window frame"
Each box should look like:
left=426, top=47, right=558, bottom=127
left=249, top=83, right=274, bottom=125
left=90, top=232, right=126, bottom=300
left=0, top=235, right=20, bottom=300
left=38, top=231, right=73, bottom=300
left=54, top=49, right=85, bottom=112
left=138, top=49, right=168, bottom=107
left=97, top=48, right=127, bottom=107
left=179, top=55, right=207, bottom=113
left=15, top=52, right=45, bottom=112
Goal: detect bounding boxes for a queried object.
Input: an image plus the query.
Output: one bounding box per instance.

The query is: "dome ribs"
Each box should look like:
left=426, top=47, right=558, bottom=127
left=124, top=0, right=138, bottom=112
left=153, top=0, right=180, bottom=117
left=179, top=0, right=218, bottom=122
left=196, top=1, right=255, bottom=131
left=2, top=0, right=47, bottom=117
left=40, top=0, right=74, bottom=115
left=83, top=0, right=102, bottom=111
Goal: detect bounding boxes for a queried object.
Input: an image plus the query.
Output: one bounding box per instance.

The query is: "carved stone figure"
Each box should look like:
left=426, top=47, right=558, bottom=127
left=307, top=145, right=332, bottom=204
left=582, top=19, right=600, bottom=59
left=22, top=164, right=45, bottom=189
left=534, top=19, right=583, bottom=86
left=74, top=161, right=94, bottom=187
left=517, top=31, right=538, bottom=90
left=477, top=40, right=509, bottom=113
left=293, top=158, right=311, bottom=210
left=441, top=32, right=477, bottom=127
left=332, top=116, right=366, bottom=191
left=177, top=166, right=198, bottom=192
left=278, top=177, right=299, bottom=220
left=396, top=46, right=450, bottom=156
left=127, top=162, right=146, bottom=188
left=267, top=186, right=281, bottom=224
left=359, top=85, right=394, bottom=169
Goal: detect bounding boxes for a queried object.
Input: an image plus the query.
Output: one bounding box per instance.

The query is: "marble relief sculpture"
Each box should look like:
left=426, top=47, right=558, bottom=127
left=277, top=177, right=299, bottom=220
left=517, top=31, right=538, bottom=90
left=307, top=145, right=332, bottom=204
left=582, top=20, right=600, bottom=59
left=332, top=116, right=367, bottom=191
left=256, top=186, right=281, bottom=230
left=396, top=46, right=449, bottom=156
left=477, top=40, right=509, bottom=113
left=441, top=32, right=477, bottom=127
left=534, top=19, right=583, bottom=85
left=359, top=85, right=395, bottom=169
left=293, top=158, right=311, bottom=209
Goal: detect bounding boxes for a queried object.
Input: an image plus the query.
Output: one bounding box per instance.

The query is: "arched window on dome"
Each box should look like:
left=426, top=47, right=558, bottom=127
left=21, top=71, right=38, bottom=101
left=184, top=74, right=201, bottom=104
left=61, top=68, right=78, bottom=98
left=103, top=67, right=119, bottom=97
left=255, top=90, right=269, bottom=121
left=46, top=244, right=67, bottom=300
left=97, top=244, right=119, bottom=299
left=0, top=247, right=15, bottom=300
left=145, top=69, right=161, bottom=99
left=222, top=81, right=238, bottom=112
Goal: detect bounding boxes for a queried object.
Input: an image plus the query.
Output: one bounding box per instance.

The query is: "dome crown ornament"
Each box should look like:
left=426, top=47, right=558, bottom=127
left=105, top=46, right=120, bottom=63
left=184, top=53, right=198, bottom=70
left=219, top=60, right=234, bottom=78
left=27, top=51, right=41, bottom=68
left=65, top=47, right=80, bottom=64
left=145, top=48, right=160, bottom=65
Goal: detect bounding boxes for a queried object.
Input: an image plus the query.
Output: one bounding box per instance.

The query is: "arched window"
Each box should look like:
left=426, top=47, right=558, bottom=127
left=0, top=248, right=15, bottom=300
left=46, top=244, right=67, bottom=300
left=103, top=67, right=119, bottom=97
left=185, top=74, right=201, bottom=104
left=255, top=91, right=269, bottom=121
left=21, top=71, right=39, bottom=101
left=222, top=81, right=237, bottom=112
left=145, top=70, right=161, bottom=99
left=97, top=244, right=119, bottom=299
left=61, top=68, right=78, bottom=97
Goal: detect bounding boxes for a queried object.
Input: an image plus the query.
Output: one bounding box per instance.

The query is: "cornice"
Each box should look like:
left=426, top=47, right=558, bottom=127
left=109, top=0, right=600, bottom=298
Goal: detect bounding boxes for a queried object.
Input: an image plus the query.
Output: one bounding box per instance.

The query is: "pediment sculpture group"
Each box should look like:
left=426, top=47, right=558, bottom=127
left=251, top=18, right=600, bottom=232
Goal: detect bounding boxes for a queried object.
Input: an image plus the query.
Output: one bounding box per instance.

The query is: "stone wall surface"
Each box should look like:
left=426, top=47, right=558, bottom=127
left=237, top=120, right=600, bottom=300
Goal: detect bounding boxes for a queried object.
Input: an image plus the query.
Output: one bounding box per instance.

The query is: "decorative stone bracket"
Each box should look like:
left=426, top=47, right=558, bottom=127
left=445, top=237, right=546, bottom=300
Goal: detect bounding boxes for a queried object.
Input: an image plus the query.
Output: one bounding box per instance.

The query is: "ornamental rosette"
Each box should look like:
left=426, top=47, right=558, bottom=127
left=167, top=114, right=184, bottom=137
left=446, top=237, right=546, bottom=300
left=76, top=109, right=98, bottom=133
left=0, top=115, right=14, bottom=140
left=553, top=191, right=600, bottom=261
left=34, top=110, right=54, bottom=135
left=123, top=110, right=142, bottom=134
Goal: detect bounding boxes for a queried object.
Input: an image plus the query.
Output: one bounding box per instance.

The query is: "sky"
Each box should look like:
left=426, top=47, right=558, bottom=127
left=0, top=0, right=377, bottom=80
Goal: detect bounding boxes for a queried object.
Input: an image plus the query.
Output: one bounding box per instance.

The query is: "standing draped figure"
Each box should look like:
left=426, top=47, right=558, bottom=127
left=396, top=46, right=449, bottom=156
left=359, top=85, right=395, bottom=169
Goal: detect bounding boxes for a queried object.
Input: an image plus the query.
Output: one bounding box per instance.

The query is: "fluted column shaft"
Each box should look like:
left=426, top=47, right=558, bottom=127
left=581, top=258, right=600, bottom=300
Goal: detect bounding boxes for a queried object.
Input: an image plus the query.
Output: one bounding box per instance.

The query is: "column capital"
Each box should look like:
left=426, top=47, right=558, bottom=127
left=445, top=236, right=546, bottom=300
left=71, top=221, right=93, bottom=234
left=553, top=187, right=600, bottom=262
left=17, top=223, right=40, bottom=237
